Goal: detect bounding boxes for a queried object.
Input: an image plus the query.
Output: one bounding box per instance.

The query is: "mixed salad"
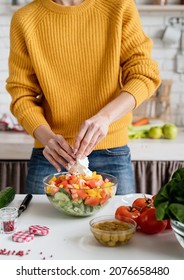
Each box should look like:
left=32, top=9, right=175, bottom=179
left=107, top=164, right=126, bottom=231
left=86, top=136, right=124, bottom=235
left=45, top=172, right=116, bottom=217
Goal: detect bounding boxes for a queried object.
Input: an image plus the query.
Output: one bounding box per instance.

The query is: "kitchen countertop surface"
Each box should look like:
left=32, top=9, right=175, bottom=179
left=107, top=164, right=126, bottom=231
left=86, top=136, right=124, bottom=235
left=0, top=128, right=184, bottom=161
left=0, top=194, right=183, bottom=260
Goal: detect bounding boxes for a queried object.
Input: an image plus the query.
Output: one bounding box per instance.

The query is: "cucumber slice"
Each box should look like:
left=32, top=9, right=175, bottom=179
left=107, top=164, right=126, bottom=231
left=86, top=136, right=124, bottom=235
left=54, top=191, right=70, bottom=207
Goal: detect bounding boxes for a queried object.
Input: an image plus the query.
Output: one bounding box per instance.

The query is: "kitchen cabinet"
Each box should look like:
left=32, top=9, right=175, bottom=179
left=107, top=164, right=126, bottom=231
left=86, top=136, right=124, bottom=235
left=0, top=130, right=184, bottom=194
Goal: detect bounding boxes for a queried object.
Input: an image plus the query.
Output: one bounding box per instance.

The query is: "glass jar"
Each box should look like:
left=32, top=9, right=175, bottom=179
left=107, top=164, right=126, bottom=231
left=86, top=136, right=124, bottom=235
left=0, top=207, right=18, bottom=234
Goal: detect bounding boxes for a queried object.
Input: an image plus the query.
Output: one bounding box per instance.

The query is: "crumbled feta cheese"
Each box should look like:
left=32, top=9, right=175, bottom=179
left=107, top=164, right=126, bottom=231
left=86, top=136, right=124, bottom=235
left=67, top=157, right=92, bottom=176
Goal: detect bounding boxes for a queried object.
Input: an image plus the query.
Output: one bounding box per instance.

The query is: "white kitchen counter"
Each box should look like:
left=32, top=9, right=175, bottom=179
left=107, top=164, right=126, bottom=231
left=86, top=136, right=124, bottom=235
left=0, top=194, right=183, bottom=260
left=0, top=128, right=184, bottom=161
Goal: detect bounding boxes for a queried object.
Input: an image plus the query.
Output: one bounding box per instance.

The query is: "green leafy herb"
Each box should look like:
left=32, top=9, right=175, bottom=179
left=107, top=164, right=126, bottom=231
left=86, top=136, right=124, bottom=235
left=154, top=168, right=184, bottom=223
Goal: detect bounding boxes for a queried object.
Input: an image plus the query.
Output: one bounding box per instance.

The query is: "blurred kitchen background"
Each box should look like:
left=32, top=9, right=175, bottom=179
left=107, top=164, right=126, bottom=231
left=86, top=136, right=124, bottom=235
left=0, top=0, right=184, bottom=194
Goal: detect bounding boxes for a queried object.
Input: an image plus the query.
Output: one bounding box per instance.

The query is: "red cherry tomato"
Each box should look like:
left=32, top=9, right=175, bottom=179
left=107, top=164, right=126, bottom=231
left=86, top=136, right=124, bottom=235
left=115, top=205, right=140, bottom=224
left=132, top=195, right=153, bottom=209
left=138, top=207, right=167, bottom=234
left=140, top=205, right=154, bottom=213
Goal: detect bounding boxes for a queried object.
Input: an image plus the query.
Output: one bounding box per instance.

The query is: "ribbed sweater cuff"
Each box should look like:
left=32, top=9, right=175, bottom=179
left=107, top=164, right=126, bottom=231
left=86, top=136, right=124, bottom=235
left=121, top=79, right=149, bottom=108
left=22, top=115, right=50, bottom=137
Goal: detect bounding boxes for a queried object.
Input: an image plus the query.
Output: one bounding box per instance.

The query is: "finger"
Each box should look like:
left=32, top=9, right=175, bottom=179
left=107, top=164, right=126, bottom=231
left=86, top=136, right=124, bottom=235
left=75, top=125, right=98, bottom=157
left=76, top=121, right=107, bottom=157
left=55, top=135, right=75, bottom=157
left=45, top=145, right=74, bottom=169
left=73, top=123, right=89, bottom=154
left=79, top=131, right=100, bottom=157
left=74, top=119, right=101, bottom=156
left=43, top=150, right=63, bottom=172
left=55, top=145, right=76, bottom=163
left=47, top=136, right=75, bottom=163
left=82, top=133, right=103, bottom=157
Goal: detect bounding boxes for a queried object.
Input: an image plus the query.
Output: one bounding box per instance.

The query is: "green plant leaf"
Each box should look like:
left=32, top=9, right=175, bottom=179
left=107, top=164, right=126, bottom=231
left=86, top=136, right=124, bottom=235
left=170, top=179, right=184, bottom=204
left=168, top=203, right=184, bottom=223
left=154, top=183, right=171, bottom=207
left=171, top=168, right=184, bottom=181
left=154, top=167, right=184, bottom=222
left=155, top=201, right=169, bottom=220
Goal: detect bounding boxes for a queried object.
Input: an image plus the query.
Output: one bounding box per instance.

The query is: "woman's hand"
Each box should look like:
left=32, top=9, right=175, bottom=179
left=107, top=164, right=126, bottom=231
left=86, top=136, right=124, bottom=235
left=73, top=114, right=109, bottom=158
left=34, top=125, right=75, bottom=172
left=73, top=92, right=136, bottom=158
left=43, top=134, right=76, bottom=172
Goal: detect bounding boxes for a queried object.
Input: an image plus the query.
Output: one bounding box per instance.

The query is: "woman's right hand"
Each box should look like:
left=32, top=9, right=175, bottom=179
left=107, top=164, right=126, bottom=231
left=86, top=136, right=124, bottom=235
left=43, top=134, right=76, bottom=172
left=34, top=125, right=75, bottom=172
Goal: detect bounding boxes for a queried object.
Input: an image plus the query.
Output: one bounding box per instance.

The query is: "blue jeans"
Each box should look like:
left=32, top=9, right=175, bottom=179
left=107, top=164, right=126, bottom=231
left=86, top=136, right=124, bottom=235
left=26, top=145, right=135, bottom=195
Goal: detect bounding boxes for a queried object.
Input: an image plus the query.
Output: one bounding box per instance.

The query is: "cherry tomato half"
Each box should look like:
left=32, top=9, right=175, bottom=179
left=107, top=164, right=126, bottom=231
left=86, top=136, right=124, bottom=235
left=115, top=205, right=140, bottom=224
left=138, top=207, right=167, bottom=234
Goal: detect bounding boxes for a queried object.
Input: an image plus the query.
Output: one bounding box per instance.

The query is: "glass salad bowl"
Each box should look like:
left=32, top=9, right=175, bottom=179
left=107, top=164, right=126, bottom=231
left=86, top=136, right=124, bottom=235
left=43, top=172, right=117, bottom=217
left=170, top=220, right=184, bottom=249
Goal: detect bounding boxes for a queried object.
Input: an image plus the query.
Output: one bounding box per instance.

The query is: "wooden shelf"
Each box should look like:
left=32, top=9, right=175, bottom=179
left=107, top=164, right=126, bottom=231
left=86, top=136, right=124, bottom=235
left=137, top=5, right=184, bottom=12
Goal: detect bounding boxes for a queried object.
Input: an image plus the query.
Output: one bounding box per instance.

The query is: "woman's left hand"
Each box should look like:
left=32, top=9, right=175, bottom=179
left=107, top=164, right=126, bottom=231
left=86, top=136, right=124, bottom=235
left=73, top=114, right=109, bottom=158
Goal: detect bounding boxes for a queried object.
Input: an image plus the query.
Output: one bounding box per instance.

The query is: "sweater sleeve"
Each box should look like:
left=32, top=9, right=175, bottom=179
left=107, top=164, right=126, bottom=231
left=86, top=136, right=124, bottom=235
left=6, top=12, right=50, bottom=136
left=119, top=0, right=161, bottom=108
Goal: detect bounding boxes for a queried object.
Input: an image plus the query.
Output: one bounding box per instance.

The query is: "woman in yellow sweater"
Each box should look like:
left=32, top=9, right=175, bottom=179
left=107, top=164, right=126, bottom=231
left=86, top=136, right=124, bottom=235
left=6, top=0, right=160, bottom=194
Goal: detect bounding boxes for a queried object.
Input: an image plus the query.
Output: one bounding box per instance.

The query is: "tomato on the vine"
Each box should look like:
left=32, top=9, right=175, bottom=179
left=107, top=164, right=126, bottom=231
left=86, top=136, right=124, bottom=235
left=138, top=207, right=167, bottom=234
left=140, top=205, right=154, bottom=213
left=115, top=205, right=140, bottom=224
left=132, top=195, right=153, bottom=209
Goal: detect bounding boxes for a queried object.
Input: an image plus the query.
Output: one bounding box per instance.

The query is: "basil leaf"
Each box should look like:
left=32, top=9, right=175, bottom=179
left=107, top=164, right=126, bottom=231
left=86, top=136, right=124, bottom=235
left=170, top=179, right=184, bottom=204
left=172, top=168, right=184, bottom=181
left=154, top=167, right=184, bottom=222
left=155, top=201, right=169, bottom=220
left=168, top=203, right=184, bottom=224
left=154, top=182, right=171, bottom=207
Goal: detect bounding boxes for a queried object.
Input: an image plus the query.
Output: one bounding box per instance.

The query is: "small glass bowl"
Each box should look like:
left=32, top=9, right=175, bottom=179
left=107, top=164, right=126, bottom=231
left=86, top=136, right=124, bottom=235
left=89, top=215, right=137, bottom=247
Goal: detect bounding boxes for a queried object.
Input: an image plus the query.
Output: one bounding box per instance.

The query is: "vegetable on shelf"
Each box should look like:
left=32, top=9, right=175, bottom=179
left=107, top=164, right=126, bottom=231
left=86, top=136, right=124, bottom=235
left=132, top=117, right=149, bottom=126
left=154, top=167, right=184, bottom=224
left=128, top=124, right=151, bottom=139
left=128, top=122, right=178, bottom=140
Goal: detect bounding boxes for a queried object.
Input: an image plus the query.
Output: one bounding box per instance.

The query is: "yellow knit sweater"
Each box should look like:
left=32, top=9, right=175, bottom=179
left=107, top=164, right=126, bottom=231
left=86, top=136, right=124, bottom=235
left=6, top=0, right=160, bottom=149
